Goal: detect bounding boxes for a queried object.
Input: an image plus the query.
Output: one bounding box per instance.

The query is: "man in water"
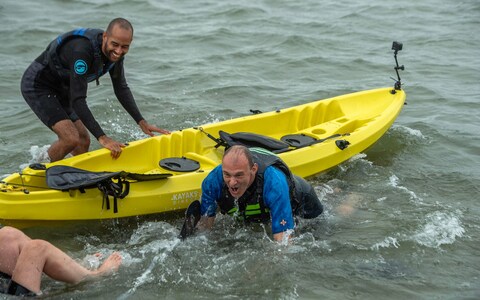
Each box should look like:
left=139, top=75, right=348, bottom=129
left=197, top=145, right=324, bottom=242
left=21, top=18, right=170, bottom=162
left=0, top=226, right=122, bottom=296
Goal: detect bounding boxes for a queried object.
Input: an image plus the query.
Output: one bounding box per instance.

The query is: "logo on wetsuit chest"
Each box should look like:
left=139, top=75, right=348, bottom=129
left=74, top=59, right=87, bottom=75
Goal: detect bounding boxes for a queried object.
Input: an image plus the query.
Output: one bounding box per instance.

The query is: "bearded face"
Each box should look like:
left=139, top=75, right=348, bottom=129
left=102, top=25, right=132, bottom=62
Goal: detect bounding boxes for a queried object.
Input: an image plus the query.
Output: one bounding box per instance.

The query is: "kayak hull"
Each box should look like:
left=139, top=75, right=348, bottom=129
left=0, top=87, right=406, bottom=227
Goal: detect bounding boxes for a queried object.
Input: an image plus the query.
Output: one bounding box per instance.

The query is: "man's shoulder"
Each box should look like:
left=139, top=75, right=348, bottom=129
left=203, top=165, right=223, bottom=184
left=59, top=37, right=95, bottom=65
left=265, top=165, right=286, bottom=176
left=62, top=37, right=94, bottom=51
left=264, top=166, right=288, bottom=185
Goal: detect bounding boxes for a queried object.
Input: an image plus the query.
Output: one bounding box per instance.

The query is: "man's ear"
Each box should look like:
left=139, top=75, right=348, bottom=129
left=102, top=32, right=109, bottom=44
left=251, top=163, right=258, bottom=175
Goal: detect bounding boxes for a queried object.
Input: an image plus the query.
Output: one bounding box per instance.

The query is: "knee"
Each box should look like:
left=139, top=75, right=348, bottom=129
left=21, top=240, right=51, bottom=256
left=0, top=226, right=19, bottom=238
left=64, top=134, right=91, bottom=153
left=0, top=227, right=27, bottom=244
left=66, top=134, right=82, bottom=148
left=0, top=227, right=31, bottom=260
left=68, top=128, right=90, bottom=150
left=78, top=132, right=91, bottom=148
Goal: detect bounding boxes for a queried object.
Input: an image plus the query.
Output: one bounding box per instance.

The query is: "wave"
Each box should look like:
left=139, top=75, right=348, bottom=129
left=411, top=211, right=465, bottom=248
left=388, top=174, right=423, bottom=204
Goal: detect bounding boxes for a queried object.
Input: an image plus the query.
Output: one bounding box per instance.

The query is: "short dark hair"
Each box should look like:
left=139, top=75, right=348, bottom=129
left=223, top=145, right=255, bottom=168
left=106, top=18, right=133, bottom=35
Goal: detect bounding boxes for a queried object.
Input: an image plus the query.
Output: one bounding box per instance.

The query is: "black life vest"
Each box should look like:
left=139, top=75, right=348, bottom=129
left=44, top=28, right=114, bottom=85
left=217, top=147, right=299, bottom=223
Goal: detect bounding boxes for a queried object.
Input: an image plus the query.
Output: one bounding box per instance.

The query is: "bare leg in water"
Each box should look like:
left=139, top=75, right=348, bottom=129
left=0, top=226, right=31, bottom=276
left=0, top=226, right=122, bottom=295
left=48, top=119, right=90, bottom=162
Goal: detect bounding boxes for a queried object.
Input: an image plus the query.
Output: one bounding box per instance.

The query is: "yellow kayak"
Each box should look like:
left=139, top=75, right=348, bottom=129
left=0, top=87, right=406, bottom=227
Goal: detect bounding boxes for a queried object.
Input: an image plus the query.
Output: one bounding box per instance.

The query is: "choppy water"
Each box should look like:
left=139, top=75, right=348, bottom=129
left=1, top=0, right=479, bottom=299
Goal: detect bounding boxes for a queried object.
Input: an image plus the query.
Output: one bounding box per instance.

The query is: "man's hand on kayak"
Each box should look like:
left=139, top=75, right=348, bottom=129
left=98, top=135, right=125, bottom=159
left=138, top=119, right=171, bottom=136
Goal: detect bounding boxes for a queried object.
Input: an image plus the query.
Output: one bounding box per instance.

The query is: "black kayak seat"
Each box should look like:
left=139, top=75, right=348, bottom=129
left=218, top=131, right=290, bottom=153
left=281, top=134, right=317, bottom=148
left=159, top=157, right=200, bottom=172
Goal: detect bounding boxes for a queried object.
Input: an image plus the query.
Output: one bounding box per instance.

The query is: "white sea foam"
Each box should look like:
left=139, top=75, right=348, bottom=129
left=340, top=153, right=372, bottom=170
left=315, top=183, right=335, bottom=201
left=348, top=153, right=368, bottom=162
left=376, top=196, right=387, bottom=202
left=18, top=145, right=50, bottom=170
left=82, top=254, right=101, bottom=269
left=118, top=225, right=180, bottom=300
left=412, top=211, right=465, bottom=248
left=392, top=124, right=426, bottom=140
left=371, top=236, right=400, bottom=250
left=18, top=145, right=76, bottom=170
left=388, top=174, right=423, bottom=203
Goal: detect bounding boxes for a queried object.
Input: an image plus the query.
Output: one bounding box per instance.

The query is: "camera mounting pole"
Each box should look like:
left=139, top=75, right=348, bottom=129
left=391, top=41, right=404, bottom=94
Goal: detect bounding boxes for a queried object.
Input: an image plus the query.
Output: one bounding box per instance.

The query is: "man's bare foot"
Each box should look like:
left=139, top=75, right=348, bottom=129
left=94, top=252, right=122, bottom=277
left=336, top=193, right=361, bottom=217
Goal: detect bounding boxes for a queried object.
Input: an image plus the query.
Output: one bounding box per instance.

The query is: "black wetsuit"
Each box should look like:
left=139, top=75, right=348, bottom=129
left=21, top=29, right=144, bottom=139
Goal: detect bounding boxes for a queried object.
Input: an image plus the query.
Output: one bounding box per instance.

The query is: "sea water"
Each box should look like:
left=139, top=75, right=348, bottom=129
left=0, top=0, right=479, bottom=299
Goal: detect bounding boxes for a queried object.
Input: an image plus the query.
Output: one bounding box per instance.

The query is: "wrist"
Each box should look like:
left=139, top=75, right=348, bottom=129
left=97, top=135, right=108, bottom=142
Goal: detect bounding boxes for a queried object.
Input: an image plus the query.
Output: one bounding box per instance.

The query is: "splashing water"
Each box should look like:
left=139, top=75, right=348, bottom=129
left=371, top=236, right=400, bottom=251
left=392, top=124, right=426, bottom=140
left=412, top=211, right=465, bottom=248
left=389, top=174, right=423, bottom=203
left=18, top=145, right=51, bottom=170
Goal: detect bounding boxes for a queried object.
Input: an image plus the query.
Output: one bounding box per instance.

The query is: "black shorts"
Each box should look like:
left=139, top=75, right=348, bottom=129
left=293, top=175, right=324, bottom=219
left=0, top=271, right=10, bottom=294
left=21, top=61, right=79, bottom=129
left=7, top=280, right=36, bottom=297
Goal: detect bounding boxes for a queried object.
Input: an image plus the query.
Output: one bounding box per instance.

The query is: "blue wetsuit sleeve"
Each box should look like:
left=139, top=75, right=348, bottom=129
left=110, top=59, right=145, bottom=124
left=200, top=165, right=224, bottom=217
left=263, top=166, right=294, bottom=234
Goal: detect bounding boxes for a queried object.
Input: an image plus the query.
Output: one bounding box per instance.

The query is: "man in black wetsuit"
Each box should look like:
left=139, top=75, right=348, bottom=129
left=21, top=18, right=170, bottom=162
